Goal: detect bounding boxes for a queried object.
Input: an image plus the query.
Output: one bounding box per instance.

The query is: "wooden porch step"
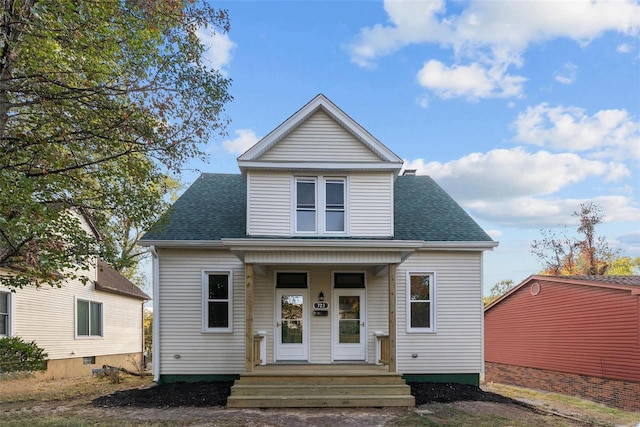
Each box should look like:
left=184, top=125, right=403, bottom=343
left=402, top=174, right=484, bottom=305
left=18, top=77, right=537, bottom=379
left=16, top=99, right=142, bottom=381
left=227, top=394, right=415, bottom=408
left=227, top=365, right=415, bottom=408
left=231, top=383, right=412, bottom=396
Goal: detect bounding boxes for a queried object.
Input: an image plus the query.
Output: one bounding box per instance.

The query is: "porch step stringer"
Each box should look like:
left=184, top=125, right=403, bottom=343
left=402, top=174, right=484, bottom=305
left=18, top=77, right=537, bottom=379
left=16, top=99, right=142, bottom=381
left=226, top=369, right=415, bottom=408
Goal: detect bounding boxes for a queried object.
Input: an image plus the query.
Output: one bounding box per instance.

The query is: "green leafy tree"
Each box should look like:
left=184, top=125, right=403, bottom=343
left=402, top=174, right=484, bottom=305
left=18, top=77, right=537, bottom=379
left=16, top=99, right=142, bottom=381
left=531, top=203, right=620, bottom=276
left=0, top=1, right=232, bottom=288
left=0, top=336, right=48, bottom=373
left=484, top=279, right=515, bottom=306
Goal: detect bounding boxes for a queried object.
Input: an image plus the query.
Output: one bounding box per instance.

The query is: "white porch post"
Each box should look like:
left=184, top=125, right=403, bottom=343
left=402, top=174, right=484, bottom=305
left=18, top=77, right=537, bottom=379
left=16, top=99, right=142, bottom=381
left=388, top=263, right=397, bottom=372
left=245, top=263, right=254, bottom=372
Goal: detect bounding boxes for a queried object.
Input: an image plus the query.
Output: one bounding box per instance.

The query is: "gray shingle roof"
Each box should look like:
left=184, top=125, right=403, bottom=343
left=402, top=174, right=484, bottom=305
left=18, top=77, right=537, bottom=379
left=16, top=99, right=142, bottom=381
left=394, top=175, right=493, bottom=242
left=142, top=173, right=247, bottom=241
left=141, top=173, right=493, bottom=243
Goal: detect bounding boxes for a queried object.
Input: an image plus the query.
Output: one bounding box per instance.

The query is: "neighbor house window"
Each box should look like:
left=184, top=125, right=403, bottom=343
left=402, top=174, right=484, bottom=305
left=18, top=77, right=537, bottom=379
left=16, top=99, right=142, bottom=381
left=0, top=292, right=10, bottom=336
left=407, top=273, right=435, bottom=332
left=203, top=272, right=232, bottom=333
left=76, top=299, right=103, bottom=337
left=295, top=176, right=347, bottom=234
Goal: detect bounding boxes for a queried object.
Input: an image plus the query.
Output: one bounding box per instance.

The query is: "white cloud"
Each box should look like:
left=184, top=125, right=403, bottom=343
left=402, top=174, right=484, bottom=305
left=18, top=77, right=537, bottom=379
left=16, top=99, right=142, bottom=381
left=405, top=148, right=613, bottom=202
left=513, top=103, right=640, bottom=160
left=553, top=62, right=577, bottom=85
left=347, top=0, right=640, bottom=99
left=464, top=195, right=640, bottom=227
left=617, top=43, right=634, bottom=53
left=416, top=60, right=525, bottom=100
left=222, top=129, right=260, bottom=155
left=196, top=28, right=237, bottom=77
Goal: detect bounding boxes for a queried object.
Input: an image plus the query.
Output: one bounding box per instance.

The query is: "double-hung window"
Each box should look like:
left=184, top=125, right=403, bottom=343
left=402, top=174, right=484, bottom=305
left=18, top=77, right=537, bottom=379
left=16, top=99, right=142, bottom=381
left=407, top=273, right=435, bottom=332
left=295, top=176, right=346, bottom=234
left=76, top=299, right=103, bottom=337
left=0, top=292, right=10, bottom=336
left=325, top=179, right=345, bottom=232
left=203, top=272, right=232, bottom=333
left=296, top=178, right=317, bottom=232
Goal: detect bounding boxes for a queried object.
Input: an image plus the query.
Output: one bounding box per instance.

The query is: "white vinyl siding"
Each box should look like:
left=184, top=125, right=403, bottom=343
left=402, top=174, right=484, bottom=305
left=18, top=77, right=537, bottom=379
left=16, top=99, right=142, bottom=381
left=248, top=171, right=393, bottom=238
left=350, top=172, right=394, bottom=237
left=247, top=171, right=291, bottom=236
left=5, top=263, right=144, bottom=361
left=396, top=251, right=484, bottom=374
left=259, top=110, right=382, bottom=162
left=157, top=249, right=245, bottom=375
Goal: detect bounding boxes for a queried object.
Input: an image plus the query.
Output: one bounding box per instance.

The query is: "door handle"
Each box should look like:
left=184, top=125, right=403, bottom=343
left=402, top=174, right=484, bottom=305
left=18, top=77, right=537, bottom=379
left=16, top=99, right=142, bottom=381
left=276, top=321, right=281, bottom=327
left=361, top=321, right=365, bottom=326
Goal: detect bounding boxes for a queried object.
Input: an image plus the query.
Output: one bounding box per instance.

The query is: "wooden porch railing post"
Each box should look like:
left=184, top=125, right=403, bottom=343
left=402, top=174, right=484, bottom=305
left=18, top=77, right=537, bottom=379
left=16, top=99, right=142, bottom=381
left=245, top=263, right=254, bottom=372
left=388, top=263, right=397, bottom=372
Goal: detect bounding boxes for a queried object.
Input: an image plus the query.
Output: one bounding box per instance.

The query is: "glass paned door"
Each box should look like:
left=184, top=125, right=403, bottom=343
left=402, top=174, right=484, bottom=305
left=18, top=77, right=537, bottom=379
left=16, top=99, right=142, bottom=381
left=276, top=290, right=308, bottom=361
left=333, top=289, right=366, bottom=360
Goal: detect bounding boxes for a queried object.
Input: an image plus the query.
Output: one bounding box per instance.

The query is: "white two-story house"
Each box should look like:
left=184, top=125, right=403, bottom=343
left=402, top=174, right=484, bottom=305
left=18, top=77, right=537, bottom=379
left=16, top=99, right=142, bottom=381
left=140, top=94, right=497, bottom=407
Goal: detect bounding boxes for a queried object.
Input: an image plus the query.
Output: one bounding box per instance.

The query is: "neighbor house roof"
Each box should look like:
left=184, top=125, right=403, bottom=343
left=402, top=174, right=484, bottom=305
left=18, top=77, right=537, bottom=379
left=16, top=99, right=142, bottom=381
left=95, top=259, right=150, bottom=300
left=141, top=173, right=493, bottom=244
left=485, top=274, right=640, bottom=311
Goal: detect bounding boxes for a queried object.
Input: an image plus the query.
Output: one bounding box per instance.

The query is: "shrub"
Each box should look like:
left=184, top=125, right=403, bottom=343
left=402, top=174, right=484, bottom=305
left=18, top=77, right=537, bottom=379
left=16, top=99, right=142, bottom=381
left=0, top=336, right=48, bottom=374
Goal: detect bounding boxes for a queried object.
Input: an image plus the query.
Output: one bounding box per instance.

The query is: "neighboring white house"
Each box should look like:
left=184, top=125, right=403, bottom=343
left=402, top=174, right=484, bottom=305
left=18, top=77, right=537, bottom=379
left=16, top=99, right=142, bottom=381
left=0, top=215, right=150, bottom=379
left=140, top=94, right=497, bottom=388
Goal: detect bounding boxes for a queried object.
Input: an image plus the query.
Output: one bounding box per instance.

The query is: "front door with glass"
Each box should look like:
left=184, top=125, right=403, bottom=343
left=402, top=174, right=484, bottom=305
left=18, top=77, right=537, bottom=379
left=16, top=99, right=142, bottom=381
left=275, top=289, right=309, bottom=361
left=333, top=289, right=366, bottom=361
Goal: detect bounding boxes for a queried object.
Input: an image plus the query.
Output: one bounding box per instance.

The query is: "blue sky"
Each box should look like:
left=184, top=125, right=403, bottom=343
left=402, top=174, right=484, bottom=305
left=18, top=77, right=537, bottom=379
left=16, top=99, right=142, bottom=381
left=186, top=0, right=640, bottom=293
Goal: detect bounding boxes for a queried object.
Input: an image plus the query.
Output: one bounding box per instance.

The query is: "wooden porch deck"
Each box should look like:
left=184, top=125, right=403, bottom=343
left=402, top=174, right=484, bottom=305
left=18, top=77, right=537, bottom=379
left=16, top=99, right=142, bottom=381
left=227, top=364, right=415, bottom=408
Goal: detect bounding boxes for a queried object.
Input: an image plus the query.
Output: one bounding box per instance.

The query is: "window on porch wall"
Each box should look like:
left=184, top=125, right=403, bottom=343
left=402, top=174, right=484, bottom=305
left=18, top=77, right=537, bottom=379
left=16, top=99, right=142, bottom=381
left=407, top=273, right=434, bottom=332
left=203, top=272, right=232, bottom=333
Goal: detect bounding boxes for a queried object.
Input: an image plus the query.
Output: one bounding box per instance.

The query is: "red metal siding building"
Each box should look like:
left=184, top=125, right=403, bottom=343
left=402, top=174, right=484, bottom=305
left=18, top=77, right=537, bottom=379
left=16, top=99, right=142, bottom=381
left=484, top=275, right=640, bottom=411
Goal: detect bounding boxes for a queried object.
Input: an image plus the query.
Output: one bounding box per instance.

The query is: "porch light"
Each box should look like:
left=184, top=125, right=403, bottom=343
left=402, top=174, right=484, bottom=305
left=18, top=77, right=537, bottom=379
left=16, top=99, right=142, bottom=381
left=319, top=291, right=324, bottom=301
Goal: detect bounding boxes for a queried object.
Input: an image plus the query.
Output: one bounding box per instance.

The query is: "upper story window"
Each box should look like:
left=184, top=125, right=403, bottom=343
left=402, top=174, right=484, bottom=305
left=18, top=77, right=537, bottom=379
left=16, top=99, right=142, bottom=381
left=296, top=179, right=316, bottom=232
left=294, top=176, right=347, bottom=235
left=0, top=292, right=10, bottom=337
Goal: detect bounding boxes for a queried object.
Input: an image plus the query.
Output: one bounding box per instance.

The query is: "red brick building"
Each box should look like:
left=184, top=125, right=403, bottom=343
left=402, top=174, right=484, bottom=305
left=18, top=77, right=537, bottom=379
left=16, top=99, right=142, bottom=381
left=484, top=275, right=640, bottom=411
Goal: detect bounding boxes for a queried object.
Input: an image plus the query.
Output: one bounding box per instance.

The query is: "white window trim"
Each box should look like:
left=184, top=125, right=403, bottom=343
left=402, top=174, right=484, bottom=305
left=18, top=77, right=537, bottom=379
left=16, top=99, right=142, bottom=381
left=202, top=270, right=233, bottom=333
left=74, top=296, right=104, bottom=339
left=294, top=177, right=318, bottom=234
left=292, top=175, right=349, bottom=236
left=406, top=271, right=436, bottom=333
left=0, top=289, right=13, bottom=337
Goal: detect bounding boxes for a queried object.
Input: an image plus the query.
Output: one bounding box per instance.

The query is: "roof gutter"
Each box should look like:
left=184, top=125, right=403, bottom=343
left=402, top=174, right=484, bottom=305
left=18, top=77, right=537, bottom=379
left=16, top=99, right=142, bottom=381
left=420, top=241, right=499, bottom=251
left=138, top=240, right=226, bottom=248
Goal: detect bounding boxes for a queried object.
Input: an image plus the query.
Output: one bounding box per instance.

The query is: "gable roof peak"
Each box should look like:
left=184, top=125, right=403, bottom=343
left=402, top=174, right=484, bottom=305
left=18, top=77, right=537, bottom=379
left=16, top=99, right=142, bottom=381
left=237, top=94, right=403, bottom=173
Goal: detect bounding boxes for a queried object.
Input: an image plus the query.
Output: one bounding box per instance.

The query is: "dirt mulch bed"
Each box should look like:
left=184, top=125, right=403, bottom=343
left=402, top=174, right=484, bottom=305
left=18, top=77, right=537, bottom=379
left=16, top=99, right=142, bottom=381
left=92, top=381, right=516, bottom=408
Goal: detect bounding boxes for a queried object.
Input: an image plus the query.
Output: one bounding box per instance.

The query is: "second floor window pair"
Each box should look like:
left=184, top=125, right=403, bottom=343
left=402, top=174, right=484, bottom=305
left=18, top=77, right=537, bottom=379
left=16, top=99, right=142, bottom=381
left=296, top=177, right=345, bottom=234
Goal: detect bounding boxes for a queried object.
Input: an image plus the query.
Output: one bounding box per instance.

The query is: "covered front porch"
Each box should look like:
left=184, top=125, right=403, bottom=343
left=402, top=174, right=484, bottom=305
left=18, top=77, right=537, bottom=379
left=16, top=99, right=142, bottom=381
left=224, top=238, right=423, bottom=373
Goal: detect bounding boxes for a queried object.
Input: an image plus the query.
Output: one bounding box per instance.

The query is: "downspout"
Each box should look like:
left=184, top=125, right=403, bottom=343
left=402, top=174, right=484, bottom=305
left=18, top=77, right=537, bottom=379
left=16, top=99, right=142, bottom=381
left=150, top=245, right=160, bottom=382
